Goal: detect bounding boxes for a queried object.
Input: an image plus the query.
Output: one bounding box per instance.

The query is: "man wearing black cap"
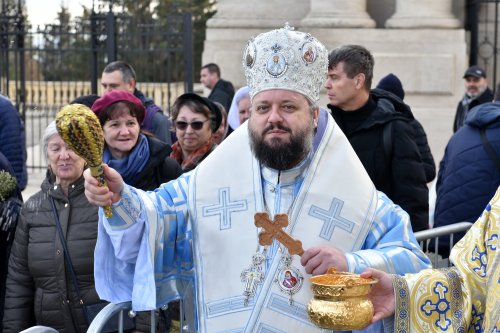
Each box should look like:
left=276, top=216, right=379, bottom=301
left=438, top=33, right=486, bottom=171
left=453, top=65, right=493, bottom=133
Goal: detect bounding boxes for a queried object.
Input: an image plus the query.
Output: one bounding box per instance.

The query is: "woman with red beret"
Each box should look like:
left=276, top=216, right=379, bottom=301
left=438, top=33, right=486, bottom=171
left=92, top=90, right=182, bottom=192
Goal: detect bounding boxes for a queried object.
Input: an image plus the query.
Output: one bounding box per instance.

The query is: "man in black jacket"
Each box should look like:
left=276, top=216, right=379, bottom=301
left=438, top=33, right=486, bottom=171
left=376, top=73, right=436, bottom=183
left=453, top=65, right=493, bottom=133
left=325, top=44, right=429, bottom=232
left=200, top=63, right=235, bottom=113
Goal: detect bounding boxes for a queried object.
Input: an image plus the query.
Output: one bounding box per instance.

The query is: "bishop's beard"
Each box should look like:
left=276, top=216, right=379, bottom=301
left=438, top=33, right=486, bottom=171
left=249, top=122, right=314, bottom=170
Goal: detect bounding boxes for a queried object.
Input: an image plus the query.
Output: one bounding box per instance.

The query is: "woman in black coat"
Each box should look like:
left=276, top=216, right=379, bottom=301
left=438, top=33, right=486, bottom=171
left=3, top=122, right=100, bottom=333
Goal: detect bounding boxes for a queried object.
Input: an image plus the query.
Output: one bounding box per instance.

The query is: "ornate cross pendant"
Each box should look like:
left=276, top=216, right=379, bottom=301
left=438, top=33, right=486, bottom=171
left=254, top=212, right=304, bottom=256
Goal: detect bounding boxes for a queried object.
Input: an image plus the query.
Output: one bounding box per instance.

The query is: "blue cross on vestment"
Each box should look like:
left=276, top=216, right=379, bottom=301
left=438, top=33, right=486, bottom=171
left=471, top=246, right=488, bottom=277
left=309, top=198, right=355, bottom=240
left=421, top=282, right=452, bottom=330
left=202, top=187, right=248, bottom=230
left=486, top=234, right=498, bottom=251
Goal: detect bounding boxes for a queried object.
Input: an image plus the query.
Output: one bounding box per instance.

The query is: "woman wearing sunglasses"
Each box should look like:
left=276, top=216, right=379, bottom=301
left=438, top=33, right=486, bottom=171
left=91, top=90, right=183, bottom=193
left=170, top=93, right=222, bottom=172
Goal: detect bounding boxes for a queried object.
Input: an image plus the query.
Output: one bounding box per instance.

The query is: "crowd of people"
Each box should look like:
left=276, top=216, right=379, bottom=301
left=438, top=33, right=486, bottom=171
left=0, top=23, right=498, bottom=333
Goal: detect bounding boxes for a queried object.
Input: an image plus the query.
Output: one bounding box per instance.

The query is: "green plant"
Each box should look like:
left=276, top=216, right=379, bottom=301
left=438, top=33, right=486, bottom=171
left=0, top=171, right=17, bottom=201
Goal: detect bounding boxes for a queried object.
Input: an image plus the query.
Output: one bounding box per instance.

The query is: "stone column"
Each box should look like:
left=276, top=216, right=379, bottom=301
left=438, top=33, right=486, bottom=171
left=207, top=0, right=309, bottom=29
left=301, top=0, right=375, bottom=28
left=385, top=0, right=460, bottom=28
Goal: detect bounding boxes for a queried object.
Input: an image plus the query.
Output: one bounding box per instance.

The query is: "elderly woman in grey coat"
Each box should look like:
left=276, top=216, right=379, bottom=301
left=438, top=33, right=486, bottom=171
left=2, top=121, right=100, bottom=333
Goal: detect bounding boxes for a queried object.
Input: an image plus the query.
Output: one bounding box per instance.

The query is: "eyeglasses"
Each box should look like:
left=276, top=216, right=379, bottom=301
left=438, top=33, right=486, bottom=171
left=175, top=119, right=209, bottom=131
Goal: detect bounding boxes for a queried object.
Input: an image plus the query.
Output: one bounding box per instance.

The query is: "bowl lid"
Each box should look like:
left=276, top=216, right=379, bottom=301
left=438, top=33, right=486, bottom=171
left=310, top=267, right=378, bottom=287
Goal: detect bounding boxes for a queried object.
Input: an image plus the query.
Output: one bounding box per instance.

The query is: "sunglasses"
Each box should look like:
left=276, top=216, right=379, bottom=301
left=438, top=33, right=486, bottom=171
left=175, top=119, right=209, bottom=131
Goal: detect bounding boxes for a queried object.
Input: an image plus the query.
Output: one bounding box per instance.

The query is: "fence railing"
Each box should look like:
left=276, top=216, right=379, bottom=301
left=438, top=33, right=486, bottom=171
left=18, top=80, right=190, bottom=171
left=2, top=4, right=195, bottom=170
left=4, top=80, right=186, bottom=114
left=86, top=302, right=153, bottom=333
left=467, top=0, right=500, bottom=92
left=414, top=221, right=474, bottom=268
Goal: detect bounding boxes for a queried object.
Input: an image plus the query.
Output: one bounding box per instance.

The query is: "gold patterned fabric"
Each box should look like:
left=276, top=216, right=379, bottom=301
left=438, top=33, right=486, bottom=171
left=394, top=187, right=500, bottom=332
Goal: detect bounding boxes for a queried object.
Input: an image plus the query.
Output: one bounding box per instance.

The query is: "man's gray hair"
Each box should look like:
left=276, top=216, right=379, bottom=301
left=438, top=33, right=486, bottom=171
left=103, top=61, right=137, bottom=83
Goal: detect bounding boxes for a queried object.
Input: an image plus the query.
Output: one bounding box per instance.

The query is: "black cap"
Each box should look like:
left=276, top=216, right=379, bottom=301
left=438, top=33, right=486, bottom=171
left=175, top=93, right=222, bottom=132
left=463, top=65, right=486, bottom=79
left=70, top=94, right=100, bottom=108
left=376, top=73, right=405, bottom=100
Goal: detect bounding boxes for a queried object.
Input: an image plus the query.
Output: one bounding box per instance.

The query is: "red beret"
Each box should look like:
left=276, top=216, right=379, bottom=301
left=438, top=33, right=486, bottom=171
left=91, top=90, right=145, bottom=124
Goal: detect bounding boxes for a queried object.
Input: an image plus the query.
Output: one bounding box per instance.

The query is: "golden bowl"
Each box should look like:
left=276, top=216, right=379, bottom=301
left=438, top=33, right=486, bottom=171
left=307, top=268, right=378, bottom=330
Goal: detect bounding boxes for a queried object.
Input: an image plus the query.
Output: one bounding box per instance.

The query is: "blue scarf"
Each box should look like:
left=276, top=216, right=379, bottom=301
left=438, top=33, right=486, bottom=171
left=103, top=134, right=150, bottom=185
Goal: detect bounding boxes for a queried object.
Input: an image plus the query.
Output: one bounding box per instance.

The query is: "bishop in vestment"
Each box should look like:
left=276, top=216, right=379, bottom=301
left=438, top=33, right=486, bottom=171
left=84, top=25, right=431, bottom=332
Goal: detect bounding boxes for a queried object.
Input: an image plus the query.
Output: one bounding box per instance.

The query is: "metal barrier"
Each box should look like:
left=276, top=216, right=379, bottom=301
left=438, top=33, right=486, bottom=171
left=87, top=301, right=155, bottom=333
left=19, top=302, right=156, bottom=333
left=19, top=326, right=59, bottom=333
left=87, top=299, right=192, bottom=333
left=88, top=300, right=189, bottom=333
left=414, top=222, right=473, bottom=268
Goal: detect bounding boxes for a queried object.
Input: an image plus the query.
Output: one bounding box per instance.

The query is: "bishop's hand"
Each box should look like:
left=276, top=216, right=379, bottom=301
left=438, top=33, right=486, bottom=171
left=84, top=164, right=124, bottom=207
left=300, top=246, right=347, bottom=275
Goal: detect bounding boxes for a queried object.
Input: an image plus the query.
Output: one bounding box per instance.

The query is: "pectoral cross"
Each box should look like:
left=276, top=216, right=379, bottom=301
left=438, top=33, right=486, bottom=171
left=254, top=212, right=304, bottom=256
left=241, top=252, right=266, bottom=306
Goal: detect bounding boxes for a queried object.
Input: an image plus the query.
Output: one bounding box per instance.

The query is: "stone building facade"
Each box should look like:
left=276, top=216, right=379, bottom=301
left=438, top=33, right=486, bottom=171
left=202, top=0, right=490, bottom=165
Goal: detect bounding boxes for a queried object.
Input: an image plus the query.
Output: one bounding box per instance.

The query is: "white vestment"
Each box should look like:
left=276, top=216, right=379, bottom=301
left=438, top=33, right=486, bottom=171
left=94, top=109, right=431, bottom=332
left=190, top=109, right=376, bottom=332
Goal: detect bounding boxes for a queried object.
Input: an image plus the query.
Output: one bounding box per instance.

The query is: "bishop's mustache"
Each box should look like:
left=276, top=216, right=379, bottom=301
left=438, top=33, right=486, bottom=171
left=262, top=123, right=292, bottom=135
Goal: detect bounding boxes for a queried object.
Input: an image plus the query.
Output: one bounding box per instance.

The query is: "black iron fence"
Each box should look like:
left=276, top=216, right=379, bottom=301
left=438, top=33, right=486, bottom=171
left=0, top=1, right=193, bottom=170
left=467, top=0, right=500, bottom=90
